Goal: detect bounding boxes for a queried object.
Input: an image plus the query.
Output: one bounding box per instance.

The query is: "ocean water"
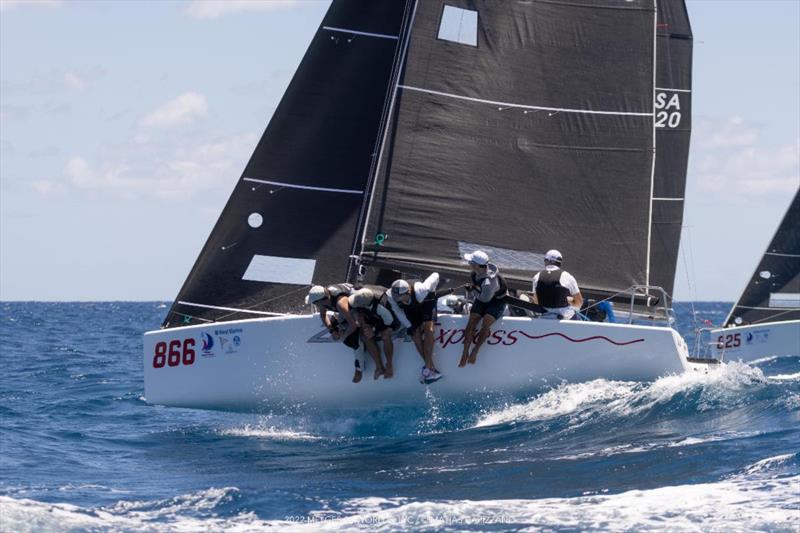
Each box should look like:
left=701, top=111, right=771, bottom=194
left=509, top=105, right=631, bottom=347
left=0, top=301, right=798, bottom=532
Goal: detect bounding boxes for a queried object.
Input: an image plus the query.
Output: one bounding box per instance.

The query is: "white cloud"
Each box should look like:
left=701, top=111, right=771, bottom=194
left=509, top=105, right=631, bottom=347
left=62, top=133, right=258, bottom=199
left=31, top=180, right=65, bottom=196
left=0, top=0, right=62, bottom=11
left=1, top=67, right=105, bottom=95
left=140, top=92, right=208, bottom=128
left=184, top=0, right=300, bottom=19
left=63, top=71, right=88, bottom=91
left=691, top=116, right=799, bottom=196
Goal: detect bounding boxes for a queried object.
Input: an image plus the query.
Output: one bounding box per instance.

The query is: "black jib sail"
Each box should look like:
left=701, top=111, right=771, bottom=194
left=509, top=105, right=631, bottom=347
left=163, top=1, right=411, bottom=328
left=358, top=0, right=690, bottom=302
left=724, top=189, right=800, bottom=327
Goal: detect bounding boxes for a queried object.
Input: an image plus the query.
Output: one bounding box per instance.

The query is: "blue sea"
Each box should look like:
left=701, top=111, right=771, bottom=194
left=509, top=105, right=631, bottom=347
left=1, top=301, right=798, bottom=532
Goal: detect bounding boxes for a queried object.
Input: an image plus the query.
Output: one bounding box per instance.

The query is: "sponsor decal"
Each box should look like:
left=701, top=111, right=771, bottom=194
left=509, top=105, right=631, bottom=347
left=201, top=332, right=215, bottom=356
left=436, top=328, right=643, bottom=348
left=745, top=329, right=770, bottom=345
left=307, top=324, right=643, bottom=348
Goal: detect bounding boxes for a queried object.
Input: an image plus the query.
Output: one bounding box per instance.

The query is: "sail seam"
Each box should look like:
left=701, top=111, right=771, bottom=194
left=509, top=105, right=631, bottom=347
left=243, top=177, right=363, bottom=195
left=397, top=85, right=652, bottom=116
left=656, top=87, right=691, bottom=92
left=177, top=301, right=285, bottom=317
left=322, top=26, right=399, bottom=40
left=653, top=197, right=684, bottom=201
left=764, top=252, right=800, bottom=258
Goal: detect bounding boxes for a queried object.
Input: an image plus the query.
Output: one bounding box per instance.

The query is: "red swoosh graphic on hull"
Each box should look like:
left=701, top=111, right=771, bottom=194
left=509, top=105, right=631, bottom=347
left=517, top=331, right=645, bottom=346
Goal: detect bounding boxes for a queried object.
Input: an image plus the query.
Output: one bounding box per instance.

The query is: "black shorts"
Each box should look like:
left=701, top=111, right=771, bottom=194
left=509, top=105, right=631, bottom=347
left=405, top=299, right=437, bottom=332
left=470, top=298, right=507, bottom=320
left=361, top=311, right=393, bottom=334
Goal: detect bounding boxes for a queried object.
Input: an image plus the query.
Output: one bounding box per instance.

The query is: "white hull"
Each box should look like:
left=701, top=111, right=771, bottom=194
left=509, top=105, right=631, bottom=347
left=143, top=314, right=696, bottom=411
left=709, top=320, right=800, bottom=362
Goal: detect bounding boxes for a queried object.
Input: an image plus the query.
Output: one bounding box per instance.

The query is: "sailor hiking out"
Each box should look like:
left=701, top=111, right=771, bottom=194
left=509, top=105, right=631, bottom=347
left=460, top=250, right=508, bottom=367
left=348, top=285, right=399, bottom=380
left=531, top=249, right=584, bottom=320
left=389, top=273, right=443, bottom=384
left=305, top=283, right=365, bottom=382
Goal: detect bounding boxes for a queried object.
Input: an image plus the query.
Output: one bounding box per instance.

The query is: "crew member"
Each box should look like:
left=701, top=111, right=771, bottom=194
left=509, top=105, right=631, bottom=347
left=460, top=250, right=507, bottom=367
left=389, top=273, right=442, bottom=384
left=348, top=286, right=398, bottom=379
left=306, top=283, right=365, bottom=382
left=531, top=249, right=583, bottom=319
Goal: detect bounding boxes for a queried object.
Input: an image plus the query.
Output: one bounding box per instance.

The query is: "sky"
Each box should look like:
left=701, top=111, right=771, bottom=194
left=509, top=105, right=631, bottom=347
left=0, top=0, right=798, bottom=302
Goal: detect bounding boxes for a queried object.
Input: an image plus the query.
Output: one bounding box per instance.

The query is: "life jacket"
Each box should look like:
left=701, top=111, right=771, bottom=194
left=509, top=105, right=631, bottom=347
left=470, top=271, right=508, bottom=301
left=359, top=285, right=397, bottom=321
left=535, top=268, right=570, bottom=308
left=321, top=283, right=353, bottom=313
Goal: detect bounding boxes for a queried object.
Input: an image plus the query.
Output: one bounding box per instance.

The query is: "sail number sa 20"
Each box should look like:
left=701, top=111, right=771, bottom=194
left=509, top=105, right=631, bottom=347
left=152, top=339, right=195, bottom=368
left=655, top=91, right=682, bottom=129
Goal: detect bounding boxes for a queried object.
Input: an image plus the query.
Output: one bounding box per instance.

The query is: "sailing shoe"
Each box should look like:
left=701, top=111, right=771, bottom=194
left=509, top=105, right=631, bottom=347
left=420, top=367, right=443, bottom=385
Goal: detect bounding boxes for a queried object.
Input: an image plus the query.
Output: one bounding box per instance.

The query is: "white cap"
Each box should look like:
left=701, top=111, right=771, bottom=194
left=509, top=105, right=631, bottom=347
left=348, top=288, right=374, bottom=308
left=545, top=249, right=563, bottom=264
left=390, top=279, right=411, bottom=298
left=305, top=285, right=326, bottom=304
left=463, top=250, right=489, bottom=266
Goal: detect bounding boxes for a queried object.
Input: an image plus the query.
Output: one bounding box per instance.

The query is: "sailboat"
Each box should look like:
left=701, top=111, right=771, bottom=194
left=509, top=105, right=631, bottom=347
left=144, top=0, right=711, bottom=411
left=709, top=189, right=799, bottom=362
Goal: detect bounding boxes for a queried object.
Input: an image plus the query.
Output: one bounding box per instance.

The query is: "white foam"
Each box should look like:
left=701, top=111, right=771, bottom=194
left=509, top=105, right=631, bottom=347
left=768, top=372, right=800, bottom=381
left=474, top=379, right=636, bottom=428
left=743, top=453, right=797, bottom=475
left=2, top=469, right=798, bottom=532
left=474, top=362, right=769, bottom=429
left=219, top=424, right=321, bottom=441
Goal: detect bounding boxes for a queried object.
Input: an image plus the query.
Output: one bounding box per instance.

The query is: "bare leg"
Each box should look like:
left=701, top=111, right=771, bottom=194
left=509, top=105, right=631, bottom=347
left=460, top=313, right=481, bottom=367
left=421, top=321, right=437, bottom=372
left=361, top=324, right=385, bottom=379
left=381, top=329, right=394, bottom=378
left=412, top=328, right=425, bottom=363
left=468, top=315, right=496, bottom=364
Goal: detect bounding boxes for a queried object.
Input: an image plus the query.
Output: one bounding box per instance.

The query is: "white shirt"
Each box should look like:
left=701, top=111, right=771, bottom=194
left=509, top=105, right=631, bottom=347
left=389, top=273, right=439, bottom=329
left=532, top=265, right=580, bottom=319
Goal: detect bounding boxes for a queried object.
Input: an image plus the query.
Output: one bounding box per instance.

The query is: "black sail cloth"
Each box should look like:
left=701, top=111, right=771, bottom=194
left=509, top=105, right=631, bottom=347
left=725, top=189, right=800, bottom=326
left=163, top=1, right=410, bottom=328
left=361, top=0, right=659, bottom=297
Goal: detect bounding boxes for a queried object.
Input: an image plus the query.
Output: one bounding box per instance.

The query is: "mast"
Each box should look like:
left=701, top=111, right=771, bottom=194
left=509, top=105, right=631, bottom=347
left=347, top=0, right=417, bottom=284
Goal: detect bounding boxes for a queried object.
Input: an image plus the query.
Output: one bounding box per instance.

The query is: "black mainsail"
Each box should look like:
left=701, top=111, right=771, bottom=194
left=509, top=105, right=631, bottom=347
left=358, top=0, right=691, bottom=303
left=163, top=1, right=411, bottom=327
left=164, top=0, right=694, bottom=328
left=724, top=189, right=800, bottom=327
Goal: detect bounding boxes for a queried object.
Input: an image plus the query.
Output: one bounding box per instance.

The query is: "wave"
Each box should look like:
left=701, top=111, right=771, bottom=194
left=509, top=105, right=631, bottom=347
left=473, top=361, right=770, bottom=430
left=2, top=455, right=797, bottom=532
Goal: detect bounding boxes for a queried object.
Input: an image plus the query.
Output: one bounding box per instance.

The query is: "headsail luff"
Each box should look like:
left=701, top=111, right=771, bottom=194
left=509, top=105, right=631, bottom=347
left=163, top=1, right=410, bottom=328
left=724, top=189, right=800, bottom=327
